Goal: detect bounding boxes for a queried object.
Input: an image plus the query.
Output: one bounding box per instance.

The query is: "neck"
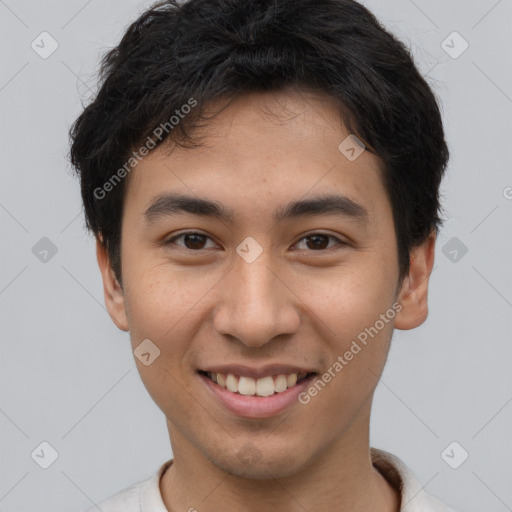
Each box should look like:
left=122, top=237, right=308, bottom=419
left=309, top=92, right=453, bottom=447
left=160, top=410, right=400, bottom=512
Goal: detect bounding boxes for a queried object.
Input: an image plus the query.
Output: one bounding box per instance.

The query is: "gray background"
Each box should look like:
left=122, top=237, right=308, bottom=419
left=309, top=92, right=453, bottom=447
left=1, top=0, right=511, bottom=511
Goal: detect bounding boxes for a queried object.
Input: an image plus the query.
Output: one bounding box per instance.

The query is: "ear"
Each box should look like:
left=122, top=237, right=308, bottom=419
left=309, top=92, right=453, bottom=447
left=394, top=231, right=436, bottom=330
left=96, top=237, right=129, bottom=331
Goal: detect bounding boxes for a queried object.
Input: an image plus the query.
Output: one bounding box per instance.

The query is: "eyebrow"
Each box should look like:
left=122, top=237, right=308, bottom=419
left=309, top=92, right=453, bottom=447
left=143, top=192, right=369, bottom=226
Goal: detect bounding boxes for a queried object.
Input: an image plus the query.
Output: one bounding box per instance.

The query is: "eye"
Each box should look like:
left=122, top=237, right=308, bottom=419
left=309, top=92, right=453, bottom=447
left=292, top=232, right=346, bottom=251
left=164, top=232, right=218, bottom=250
left=163, top=231, right=346, bottom=252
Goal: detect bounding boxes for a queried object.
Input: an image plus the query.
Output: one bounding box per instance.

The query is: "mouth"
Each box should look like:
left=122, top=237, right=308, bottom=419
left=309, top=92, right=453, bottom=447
left=197, top=369, right=318, bottom=418
left=198, top=370, right=316, bottom=397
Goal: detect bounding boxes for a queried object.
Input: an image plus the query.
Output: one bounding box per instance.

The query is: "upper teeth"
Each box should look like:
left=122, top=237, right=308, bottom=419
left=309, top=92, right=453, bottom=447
left=209, top=372, right=307, bottom=396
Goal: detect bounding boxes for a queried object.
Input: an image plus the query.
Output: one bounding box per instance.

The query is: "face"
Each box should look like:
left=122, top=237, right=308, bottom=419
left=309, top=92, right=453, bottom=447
left=98, top=88, right=435, bottom=479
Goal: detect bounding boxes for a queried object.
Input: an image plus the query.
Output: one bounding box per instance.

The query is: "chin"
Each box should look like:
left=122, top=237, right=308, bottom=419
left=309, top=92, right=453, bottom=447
left=211, top=442, right=309, bottom=481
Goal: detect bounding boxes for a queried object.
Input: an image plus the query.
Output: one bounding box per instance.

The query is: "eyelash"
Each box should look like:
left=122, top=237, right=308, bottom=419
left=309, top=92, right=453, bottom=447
left=163, top=231, right=346, bottom=252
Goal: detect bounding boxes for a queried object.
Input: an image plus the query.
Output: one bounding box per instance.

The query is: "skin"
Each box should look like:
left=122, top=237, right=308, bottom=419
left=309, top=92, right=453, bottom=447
left=97, top=88, right=436, bottom=512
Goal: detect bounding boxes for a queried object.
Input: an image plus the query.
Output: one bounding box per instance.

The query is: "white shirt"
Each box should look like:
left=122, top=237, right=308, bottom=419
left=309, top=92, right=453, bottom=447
left=86, top=447, right=458, bottom=511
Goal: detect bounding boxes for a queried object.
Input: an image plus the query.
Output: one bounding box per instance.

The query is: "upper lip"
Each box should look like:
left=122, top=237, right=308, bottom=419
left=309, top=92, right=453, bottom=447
left=199, top=364, right=317, bottom=379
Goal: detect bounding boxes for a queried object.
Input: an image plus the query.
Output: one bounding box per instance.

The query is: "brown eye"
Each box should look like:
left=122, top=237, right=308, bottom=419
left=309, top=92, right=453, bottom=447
left=182, top=233, right=207, bottom=249
left=164, top=232, right=216, bottom=250
left=293, top=233, right=345, bottom=251
left=305, top=234, right=329, bottom=250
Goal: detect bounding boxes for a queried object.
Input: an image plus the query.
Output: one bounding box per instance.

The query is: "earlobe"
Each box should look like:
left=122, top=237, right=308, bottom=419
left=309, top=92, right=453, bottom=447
left=96, top=238, right=129, bottom=331
left=394, top=231, right=436, bottom=331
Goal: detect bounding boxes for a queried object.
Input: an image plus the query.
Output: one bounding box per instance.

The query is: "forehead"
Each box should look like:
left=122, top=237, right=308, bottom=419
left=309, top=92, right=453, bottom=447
left=123, top=89, right=389, bottom=227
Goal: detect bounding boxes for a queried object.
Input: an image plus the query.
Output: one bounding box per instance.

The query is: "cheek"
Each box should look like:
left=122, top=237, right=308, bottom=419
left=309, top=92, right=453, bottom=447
left=123, top=258, right=220, bottom=338
left=292, top=262, right=395, bottom=337
left=122, top=265, right=212, bottom=421
left=292, top=263, right=396, bottom=402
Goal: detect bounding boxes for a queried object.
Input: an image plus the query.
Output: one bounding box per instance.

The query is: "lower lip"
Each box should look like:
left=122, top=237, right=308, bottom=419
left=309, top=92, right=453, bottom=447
left=199, top=372, right=316, bottom=419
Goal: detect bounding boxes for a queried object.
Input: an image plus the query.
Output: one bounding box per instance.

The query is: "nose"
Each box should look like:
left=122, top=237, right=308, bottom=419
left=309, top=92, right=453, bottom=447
left=212, top=250, right=301, bottom=347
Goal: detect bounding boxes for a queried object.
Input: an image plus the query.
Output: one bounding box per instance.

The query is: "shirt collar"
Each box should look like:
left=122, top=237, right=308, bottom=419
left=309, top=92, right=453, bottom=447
left=140, top=448, right=454, bottom=512
left=371, top=447, right=455, bottom=511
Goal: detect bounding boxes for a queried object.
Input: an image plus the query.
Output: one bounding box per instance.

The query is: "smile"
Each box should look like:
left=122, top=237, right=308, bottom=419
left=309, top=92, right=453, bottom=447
left=197, top=368, right=318, bottom=418
left=199, top=370, right=315, bottom=397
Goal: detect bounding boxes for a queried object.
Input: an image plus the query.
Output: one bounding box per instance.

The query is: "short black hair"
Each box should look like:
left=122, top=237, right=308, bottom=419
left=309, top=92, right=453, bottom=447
left=69, top=0, right=449, bottom=286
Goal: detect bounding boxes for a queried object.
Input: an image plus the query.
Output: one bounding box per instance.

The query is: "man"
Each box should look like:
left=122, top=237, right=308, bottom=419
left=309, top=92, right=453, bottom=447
left=70, top=0, right=457, bottom=510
